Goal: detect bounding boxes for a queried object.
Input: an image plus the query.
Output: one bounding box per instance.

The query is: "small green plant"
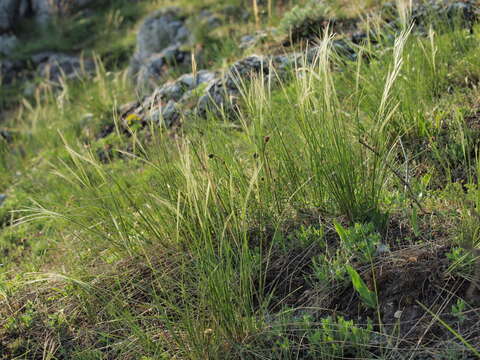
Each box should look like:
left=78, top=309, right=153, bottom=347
left=312, top=252, right=348, bottom=283
left=292, top=224, right=325, bottom=248
left=347, top=265, right=377, bottom=309
left=446, top=245, right=479, bottom=295
left=312, top=222, right=381, bottom=284
left=451, top=298, right=467, bottom=324
left=335, top=222, right=381, bottom=263
left=307, top=315, right=373, bottom=358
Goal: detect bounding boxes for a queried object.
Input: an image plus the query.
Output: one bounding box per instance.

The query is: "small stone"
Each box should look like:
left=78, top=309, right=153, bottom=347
left=394, top=310, right=403, bottom=319
left=376, top=243, right=390, bottom=256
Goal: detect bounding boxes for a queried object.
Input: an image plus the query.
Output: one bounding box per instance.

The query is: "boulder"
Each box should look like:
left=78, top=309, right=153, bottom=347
left=136, top=7, right=190, bottom=60
left=129, top=7, right=191, bottom=90
left=129, top=7, right=223, bottom=92
left=36, top=53, right=95, bottom=82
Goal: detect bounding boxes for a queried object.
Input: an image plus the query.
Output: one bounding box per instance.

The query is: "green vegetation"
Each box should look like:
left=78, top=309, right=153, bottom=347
left=1, top=0, right=480, bottom=358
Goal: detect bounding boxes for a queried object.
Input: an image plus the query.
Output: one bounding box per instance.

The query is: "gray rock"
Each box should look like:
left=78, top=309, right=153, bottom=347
left=0, top=194, right=6, bottom=207
left=0, top=57, right=24, bottom=84
left=239, top=30, right=268, bottom=49
left=37, top=53, right=95, bottom=82
left=129, top=7, right=193, bottom=91
left=197, top=55, right=270, bottom=116
left=120, top=69, right=217, bottom=129
left=137, top=7, right=189, bottom=60
left=0, top=34, right=18, bottom=56
left=381, top=0, right=479, bottom=33
left=0, top=129, right=12, bottom=142
left=133, top=46, right=191, bottom=91
left=159, top=70, right=216, bottom=101
left=160, top=100, right=180, bottom=127
left=142, top=100, right=179, bottom=128
left=31, top=51, right=58, bottom=65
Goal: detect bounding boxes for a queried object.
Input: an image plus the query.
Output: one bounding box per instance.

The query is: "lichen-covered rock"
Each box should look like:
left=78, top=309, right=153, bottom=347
left=120, top=70, right=217, bottom=129
left=116, top=40, right=366, bottom=135
left=117, top=53, right=304, bottom=134
left=158, top=70, right=217, bottom=101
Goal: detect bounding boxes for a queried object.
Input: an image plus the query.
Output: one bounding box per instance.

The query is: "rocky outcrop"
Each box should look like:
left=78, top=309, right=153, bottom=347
left=121, top=70, right=217, bottom=128
left=116, top=0, right=479, bottom=135
left=120, top=53, right=302, bottom=130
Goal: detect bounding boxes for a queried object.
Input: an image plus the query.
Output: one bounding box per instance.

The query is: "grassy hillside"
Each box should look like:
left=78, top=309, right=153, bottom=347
left=1, top=0, right=480, bottom=358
